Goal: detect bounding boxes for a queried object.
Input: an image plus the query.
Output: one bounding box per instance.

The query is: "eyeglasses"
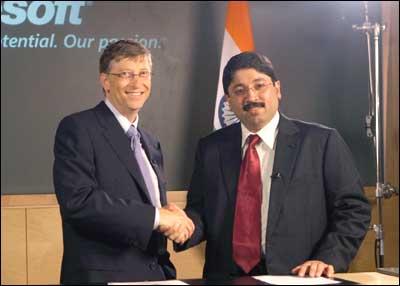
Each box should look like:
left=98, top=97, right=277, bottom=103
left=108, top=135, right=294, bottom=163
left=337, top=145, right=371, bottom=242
left=231, top=81, right=274, bottom=97
left=107, top=71, right=152, bottom=80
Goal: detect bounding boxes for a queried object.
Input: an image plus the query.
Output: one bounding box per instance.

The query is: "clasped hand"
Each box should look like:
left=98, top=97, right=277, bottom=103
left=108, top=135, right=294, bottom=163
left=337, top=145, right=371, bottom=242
left=158, top=203, right=194, bottom=245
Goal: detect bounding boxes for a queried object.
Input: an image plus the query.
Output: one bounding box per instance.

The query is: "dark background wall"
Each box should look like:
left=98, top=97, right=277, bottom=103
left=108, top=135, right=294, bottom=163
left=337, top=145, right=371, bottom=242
left=1, top=1, right=378, bottom=194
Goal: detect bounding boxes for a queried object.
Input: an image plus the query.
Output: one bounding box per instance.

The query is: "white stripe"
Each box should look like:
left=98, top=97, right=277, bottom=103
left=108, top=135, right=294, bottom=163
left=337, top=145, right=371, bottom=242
left=213, top=30, right=241, bottom=130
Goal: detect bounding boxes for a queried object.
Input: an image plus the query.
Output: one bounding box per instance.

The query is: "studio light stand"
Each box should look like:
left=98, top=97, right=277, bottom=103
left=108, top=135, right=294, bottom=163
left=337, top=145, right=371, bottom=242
left=352, top=1, right=399, bottom=269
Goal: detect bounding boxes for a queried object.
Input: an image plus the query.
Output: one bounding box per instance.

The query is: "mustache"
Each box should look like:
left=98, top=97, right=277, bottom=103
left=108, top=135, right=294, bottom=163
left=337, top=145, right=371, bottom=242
left=243, top=101, right=265, bottom=111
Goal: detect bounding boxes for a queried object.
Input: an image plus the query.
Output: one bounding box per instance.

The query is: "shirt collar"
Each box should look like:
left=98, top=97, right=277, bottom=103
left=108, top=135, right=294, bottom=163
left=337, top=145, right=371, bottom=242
left=241, top=111, right=280, bottom=150
left=104, top=98, right=138, bottom=133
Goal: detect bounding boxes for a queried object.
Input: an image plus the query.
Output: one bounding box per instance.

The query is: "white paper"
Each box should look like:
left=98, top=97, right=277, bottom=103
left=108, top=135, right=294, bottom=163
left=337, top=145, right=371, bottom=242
left=108, top=280, right=188, bottom=285
left=253, top=275, right=341, bottom=285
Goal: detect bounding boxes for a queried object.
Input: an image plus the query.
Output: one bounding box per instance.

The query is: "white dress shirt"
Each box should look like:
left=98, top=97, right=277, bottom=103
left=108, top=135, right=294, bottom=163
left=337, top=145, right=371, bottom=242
left=104, top=99, right=161, bottom=229
left=240, top=111, right=279, bottom=255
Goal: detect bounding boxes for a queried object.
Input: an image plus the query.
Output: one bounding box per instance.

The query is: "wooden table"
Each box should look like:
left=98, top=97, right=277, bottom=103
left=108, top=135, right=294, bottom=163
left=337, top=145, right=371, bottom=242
left=335, top=272, right=399, bottom=285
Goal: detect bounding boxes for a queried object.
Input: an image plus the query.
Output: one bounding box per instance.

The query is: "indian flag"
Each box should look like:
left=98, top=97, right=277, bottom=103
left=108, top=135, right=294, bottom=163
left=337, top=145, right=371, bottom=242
left=213, top=1, right=255, bottom=130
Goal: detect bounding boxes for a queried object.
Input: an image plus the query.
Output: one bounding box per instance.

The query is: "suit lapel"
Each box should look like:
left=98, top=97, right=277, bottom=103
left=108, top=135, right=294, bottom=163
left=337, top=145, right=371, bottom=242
left=219, top=124, right=242, bottom=204
left=266, top=114, right=301, bottom=239
left=94, top=102, right=152, bottom=204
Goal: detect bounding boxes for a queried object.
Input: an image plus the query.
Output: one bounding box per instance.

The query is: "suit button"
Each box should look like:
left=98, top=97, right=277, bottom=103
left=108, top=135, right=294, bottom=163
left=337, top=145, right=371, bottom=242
left=130, top=240, right=138, bottom=247
left=149, top=261, right=158, bottom=270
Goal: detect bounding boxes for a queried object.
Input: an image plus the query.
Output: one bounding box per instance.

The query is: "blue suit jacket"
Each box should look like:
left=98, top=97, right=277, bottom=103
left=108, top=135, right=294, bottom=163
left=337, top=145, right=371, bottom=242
left=53, top=101, right=175, bottom=284
left=176, top=113, right=371, bottom=279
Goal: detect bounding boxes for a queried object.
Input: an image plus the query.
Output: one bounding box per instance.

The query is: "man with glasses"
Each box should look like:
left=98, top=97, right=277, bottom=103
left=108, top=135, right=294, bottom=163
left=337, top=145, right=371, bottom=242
left=53, top=40, right=194, bottom=284
left=175, top=52, right=371, bottom=279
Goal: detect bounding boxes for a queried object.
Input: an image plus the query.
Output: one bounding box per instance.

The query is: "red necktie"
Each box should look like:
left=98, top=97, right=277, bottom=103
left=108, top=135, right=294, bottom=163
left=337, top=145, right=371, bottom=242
left=233, top=134, right=262, bottom=273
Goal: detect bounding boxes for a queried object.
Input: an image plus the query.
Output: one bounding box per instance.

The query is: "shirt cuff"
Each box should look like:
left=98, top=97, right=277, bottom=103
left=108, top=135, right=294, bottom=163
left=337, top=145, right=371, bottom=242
left=153, top=207, right=160, bottom=230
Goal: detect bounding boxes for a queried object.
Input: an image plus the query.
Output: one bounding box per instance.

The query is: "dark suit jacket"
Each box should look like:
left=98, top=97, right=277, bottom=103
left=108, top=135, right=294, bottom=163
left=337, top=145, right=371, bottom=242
left=53, top=101, right=175, bottom=284
left=176, top=113, right=371, bottom=279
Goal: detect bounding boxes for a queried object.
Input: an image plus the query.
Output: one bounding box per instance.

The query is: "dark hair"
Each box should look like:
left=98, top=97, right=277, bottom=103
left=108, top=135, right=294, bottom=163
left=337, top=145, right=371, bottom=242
left=99, top=40, right=152, bottom=73
left=222, top=51, right=278, bottom=94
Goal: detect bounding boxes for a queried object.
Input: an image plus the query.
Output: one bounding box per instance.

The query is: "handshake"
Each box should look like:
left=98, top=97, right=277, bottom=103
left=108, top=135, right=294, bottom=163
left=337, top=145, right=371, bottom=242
left=158, top=204, right=195, bottom=245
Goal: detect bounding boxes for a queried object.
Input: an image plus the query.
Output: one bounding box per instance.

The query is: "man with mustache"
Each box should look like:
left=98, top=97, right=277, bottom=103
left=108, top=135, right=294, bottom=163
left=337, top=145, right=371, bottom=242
left=53, top=40, right=194, bottom=284
left=175, top=52, right=371, bottom=279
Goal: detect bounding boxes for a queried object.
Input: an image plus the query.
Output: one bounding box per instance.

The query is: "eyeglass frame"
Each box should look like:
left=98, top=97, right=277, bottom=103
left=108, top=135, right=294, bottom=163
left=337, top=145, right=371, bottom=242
left=230, top=81, right=275, bottom=97
left=106, top=70, right=153, bottom=80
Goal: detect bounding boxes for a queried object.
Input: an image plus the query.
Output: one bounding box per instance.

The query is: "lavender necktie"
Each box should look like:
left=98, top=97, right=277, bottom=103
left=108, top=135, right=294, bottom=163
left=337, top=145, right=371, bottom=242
left=127, top=125, right=160, bottom=207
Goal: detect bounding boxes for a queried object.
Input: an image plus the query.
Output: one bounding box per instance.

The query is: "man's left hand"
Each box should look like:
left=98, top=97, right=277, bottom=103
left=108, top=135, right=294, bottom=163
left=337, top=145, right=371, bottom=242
left=291, top=260, right=335, bottom=278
